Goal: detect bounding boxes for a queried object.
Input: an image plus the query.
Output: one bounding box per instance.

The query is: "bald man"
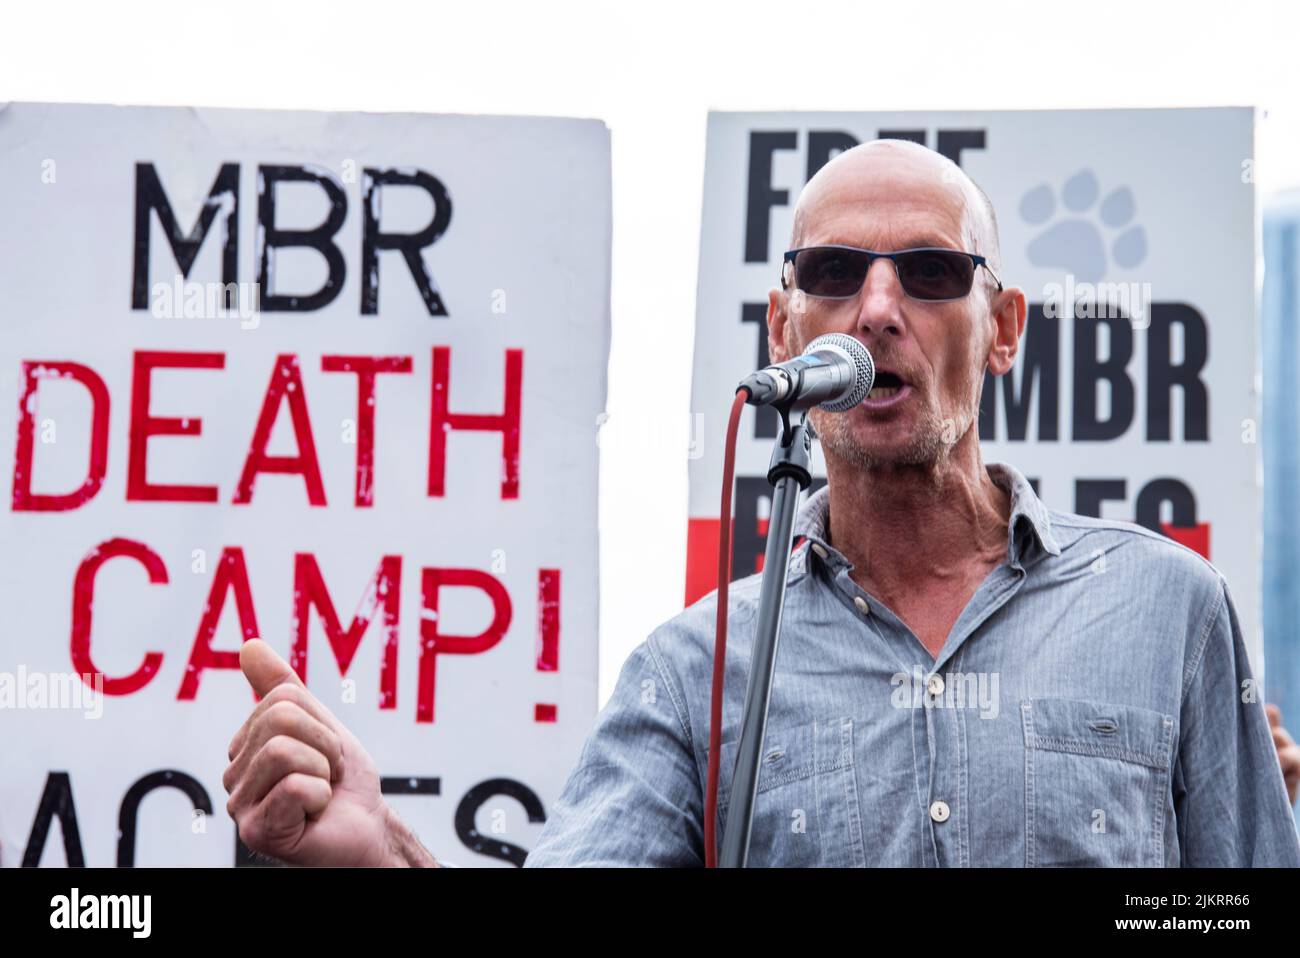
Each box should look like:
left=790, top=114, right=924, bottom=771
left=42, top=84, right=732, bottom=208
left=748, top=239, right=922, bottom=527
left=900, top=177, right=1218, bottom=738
left=224, top=140, right=1300, bottom=867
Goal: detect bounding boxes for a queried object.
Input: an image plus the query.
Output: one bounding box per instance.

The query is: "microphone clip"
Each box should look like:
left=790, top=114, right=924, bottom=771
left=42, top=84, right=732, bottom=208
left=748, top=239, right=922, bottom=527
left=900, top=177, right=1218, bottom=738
left=768, top=407, right=814, bottom=488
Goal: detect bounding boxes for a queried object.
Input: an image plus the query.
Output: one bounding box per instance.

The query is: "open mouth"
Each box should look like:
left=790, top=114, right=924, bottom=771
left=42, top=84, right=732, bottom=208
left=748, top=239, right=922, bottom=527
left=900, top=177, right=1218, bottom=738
left=867, top=370, right=907, bottom=401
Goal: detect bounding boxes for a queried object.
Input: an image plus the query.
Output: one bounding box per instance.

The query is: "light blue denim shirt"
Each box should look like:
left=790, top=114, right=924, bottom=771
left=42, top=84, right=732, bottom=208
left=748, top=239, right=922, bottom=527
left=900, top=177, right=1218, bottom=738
left=525, top=462, right=1300, bottom=867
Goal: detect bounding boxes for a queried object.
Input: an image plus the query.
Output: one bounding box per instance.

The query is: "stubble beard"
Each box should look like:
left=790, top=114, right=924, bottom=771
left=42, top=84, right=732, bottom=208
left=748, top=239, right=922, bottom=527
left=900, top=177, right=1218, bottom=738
left=811, top=365, right=982, bottom=473
left=782, top=321, right=984, bottom=474
left=811, top=403, right=950, bottom=471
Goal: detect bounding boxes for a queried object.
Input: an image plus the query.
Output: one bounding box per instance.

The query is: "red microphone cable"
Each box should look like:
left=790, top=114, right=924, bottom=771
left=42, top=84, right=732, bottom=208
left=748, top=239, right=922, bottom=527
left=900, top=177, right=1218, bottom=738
left=703, top=387, right=749, bottom=868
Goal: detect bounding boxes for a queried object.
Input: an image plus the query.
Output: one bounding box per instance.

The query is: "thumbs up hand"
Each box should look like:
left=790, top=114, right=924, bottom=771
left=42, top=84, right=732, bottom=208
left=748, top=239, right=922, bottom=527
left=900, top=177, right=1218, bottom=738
left=223, top=639, right=434, bottom=867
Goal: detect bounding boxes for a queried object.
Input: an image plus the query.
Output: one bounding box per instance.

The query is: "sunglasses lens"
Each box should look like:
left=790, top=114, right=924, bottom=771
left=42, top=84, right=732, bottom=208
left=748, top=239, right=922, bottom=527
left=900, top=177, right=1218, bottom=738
left=896, top=249, right=975, bottom=300
left=793, top=248, right=870, bottom=298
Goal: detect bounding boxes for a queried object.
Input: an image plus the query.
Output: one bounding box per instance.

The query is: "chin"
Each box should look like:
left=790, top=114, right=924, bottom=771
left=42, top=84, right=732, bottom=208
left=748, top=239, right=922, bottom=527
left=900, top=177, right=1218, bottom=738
left=820, top=430, right=942, bottom=472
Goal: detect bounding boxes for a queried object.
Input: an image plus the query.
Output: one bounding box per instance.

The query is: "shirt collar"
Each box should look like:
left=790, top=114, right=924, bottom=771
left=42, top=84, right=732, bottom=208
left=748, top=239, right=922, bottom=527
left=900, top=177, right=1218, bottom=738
left=791, top=460, right=1061, bottom=577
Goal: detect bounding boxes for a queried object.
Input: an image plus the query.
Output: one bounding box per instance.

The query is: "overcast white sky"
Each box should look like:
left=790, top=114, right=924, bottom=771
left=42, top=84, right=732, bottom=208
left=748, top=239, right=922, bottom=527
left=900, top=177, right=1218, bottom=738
left=4, top=0, right=1297, bottom=701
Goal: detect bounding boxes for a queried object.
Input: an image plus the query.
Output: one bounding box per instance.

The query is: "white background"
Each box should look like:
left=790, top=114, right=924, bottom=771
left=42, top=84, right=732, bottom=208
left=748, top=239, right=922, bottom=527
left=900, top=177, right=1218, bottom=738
left=2, top=0, right=1297, bottom=704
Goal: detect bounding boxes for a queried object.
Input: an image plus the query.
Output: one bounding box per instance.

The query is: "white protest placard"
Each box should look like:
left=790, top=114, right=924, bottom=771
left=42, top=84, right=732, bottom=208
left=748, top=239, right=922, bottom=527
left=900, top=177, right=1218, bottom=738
left=686, top=109, right=1260, bottom=669
left=0, top=102, right=610, bottom=867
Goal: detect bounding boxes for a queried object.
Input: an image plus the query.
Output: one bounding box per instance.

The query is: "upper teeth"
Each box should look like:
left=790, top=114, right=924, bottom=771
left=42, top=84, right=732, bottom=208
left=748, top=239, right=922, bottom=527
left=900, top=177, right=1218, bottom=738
left=868, top=386, right=898, bottom=399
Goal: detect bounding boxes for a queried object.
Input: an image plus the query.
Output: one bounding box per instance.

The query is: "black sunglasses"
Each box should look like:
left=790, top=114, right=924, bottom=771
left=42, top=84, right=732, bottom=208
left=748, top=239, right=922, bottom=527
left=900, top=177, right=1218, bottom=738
left=782, top=245, right=1003, bottom=302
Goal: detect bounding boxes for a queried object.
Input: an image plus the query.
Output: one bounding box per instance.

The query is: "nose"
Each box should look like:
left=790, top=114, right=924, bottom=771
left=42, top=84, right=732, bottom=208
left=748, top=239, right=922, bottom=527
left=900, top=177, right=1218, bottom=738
left=855, top=256, right=908, bottom=341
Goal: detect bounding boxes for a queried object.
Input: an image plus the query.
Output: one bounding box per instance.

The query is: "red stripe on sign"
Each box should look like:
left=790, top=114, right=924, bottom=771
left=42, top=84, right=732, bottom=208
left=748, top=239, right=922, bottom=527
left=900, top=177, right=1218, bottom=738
left=684, top=517, right=808, bottom=607
left=753, top=518, right=775, bottom=574
left=534, top=703, right=557, bottom=722
left=685, top=517, right=723, bottom=606
left=1161, top=522, right=1210, bottom=560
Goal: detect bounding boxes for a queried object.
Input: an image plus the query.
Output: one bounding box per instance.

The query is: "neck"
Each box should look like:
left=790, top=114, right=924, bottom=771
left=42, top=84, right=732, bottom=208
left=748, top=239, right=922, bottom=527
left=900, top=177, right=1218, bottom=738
left=823, top=436, right=1011, bottom=594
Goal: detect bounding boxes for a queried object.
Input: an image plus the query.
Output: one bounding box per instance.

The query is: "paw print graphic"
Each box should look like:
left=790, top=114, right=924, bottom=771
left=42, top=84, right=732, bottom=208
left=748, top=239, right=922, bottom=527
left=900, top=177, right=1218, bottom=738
left=1019, top=170, right=1147, bottom=284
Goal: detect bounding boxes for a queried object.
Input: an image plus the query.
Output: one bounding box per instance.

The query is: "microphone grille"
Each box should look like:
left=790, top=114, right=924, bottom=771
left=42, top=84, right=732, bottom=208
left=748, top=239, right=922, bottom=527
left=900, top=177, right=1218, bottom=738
left=805, top=333, right=875, bottom=411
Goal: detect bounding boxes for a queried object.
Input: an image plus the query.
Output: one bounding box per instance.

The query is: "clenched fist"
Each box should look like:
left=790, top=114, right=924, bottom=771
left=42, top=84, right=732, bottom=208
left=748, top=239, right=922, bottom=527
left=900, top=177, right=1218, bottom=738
left=223, top=639, right=437, bottom=867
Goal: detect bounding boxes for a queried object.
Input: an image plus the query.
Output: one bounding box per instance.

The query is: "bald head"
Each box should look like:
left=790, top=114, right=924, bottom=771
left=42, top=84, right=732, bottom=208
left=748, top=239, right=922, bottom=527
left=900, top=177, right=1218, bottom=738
left=789, top=139, right=1001, bottom=275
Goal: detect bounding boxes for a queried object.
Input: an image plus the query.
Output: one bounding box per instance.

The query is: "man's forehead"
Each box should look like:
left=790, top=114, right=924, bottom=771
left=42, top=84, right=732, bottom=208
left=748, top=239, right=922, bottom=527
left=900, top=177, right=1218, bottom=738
left=800, top=195, right=968, bottom=248
left=794, top=148, right=976, bottom=248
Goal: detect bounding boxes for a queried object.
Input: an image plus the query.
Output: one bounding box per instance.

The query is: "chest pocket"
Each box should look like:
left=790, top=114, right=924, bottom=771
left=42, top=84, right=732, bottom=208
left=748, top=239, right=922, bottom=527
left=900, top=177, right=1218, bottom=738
left=1021, top=697, right=1174, bottom=867
left=714, top=717, right=865, bottom=867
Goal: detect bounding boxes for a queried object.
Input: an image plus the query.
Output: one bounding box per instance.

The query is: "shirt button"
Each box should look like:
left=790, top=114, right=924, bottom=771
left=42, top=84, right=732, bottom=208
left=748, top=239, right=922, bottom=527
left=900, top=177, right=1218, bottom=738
left=811, top=543, right=829, bottom=560
left=929, top=800, right=950, bottom=823
left=927, top=674, right=945, bottom=697
left=853, top=596, right=869, bottom=615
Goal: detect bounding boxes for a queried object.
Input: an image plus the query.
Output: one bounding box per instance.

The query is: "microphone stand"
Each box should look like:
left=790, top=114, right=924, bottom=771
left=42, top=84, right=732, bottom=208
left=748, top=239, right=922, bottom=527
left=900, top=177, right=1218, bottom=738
left=718, top=402, right=814, bottom=868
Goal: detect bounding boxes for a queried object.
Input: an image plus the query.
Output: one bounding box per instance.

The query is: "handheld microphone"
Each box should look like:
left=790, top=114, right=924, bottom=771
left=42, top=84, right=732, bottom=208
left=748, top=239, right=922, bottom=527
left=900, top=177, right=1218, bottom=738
left=738, top=333, right=875, bottom=412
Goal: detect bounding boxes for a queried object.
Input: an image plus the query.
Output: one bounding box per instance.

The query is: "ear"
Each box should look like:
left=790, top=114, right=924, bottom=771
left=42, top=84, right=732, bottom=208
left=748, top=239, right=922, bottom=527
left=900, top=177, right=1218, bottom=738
left=985, top=285, right=1026, bottom=376
left=767, top=286, right=794, bottom=365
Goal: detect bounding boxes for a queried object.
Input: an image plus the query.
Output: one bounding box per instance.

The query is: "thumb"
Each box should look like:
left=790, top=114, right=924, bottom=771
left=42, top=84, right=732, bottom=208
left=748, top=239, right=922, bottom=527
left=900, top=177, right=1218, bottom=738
left=240, top=639, right=303, bottom=699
